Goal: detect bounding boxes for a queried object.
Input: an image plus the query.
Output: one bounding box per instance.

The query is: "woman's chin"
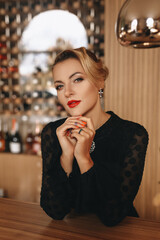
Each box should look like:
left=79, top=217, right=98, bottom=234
left=71, top=113, right=83, bottom=117
left=68, top=109, right=83, bottom=117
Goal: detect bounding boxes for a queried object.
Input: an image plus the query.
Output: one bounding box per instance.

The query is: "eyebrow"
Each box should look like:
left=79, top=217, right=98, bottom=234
left=69, top=72, right=83, bottom=79
left=54, top=72, right=83, bottom=84
left=54, top=80, right=63, bottom=84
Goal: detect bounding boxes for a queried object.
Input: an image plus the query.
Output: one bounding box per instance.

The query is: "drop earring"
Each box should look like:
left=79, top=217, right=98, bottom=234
left=99, top=88, right=104, bottom=110
left=98, top=88, right=103, bottom=98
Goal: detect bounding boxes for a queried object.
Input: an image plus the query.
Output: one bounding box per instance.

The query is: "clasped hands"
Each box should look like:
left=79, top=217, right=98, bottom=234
left=56, top=116, right=95, bottom=174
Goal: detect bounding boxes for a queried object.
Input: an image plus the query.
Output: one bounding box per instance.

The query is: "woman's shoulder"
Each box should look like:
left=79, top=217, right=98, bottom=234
left=121, top=117, right=148, bottom=136
left=109, top=111, right=148, bottom=140
left=115, top=113, right=149, bottom=142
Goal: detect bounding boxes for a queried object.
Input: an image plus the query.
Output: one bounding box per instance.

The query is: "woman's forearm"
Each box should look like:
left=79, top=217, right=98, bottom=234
left=60, top=153, right=74, bottom=176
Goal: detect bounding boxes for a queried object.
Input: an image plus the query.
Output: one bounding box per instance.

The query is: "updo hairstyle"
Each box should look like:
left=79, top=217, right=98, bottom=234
left=52, top=47, right=109, bottom=88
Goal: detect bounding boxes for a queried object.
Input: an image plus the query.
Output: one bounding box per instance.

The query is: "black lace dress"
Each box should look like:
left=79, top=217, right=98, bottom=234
left=40, top=111, right=148, bottom=226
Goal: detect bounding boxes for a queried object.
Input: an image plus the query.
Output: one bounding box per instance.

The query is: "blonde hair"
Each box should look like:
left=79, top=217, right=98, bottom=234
left=53, top=47, right=109, bottom=88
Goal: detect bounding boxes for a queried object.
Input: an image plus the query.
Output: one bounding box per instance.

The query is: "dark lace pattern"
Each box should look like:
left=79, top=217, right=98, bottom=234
left=40, top=112, right=148, bottom=226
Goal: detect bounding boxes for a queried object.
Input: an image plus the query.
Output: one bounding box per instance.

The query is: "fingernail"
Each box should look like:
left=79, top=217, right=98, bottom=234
left=66, top=130, right=70, bottom=136
left=81, top=124, right=85, bottom=127
left=82, top=121, right=87, bottom=125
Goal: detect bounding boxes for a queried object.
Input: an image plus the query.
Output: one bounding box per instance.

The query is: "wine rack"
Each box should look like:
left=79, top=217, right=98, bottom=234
left=0, top=0, right=104, bottom=119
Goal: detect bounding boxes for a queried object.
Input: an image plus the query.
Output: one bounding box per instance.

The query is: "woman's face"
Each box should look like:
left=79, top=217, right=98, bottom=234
left=53, top=58, right=101, bottom=117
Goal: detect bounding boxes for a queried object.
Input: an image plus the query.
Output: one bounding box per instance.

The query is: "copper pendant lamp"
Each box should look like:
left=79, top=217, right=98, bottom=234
left=116, top=0, right=160, bottom=48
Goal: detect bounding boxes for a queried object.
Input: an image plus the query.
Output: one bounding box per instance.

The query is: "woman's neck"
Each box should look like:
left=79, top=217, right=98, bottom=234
left=95, top=111, right=110, bottom=130
left=85, top=108, right=110, bottom=130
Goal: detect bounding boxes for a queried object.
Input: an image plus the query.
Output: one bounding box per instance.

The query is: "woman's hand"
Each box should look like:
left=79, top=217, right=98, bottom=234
left=70, top=116, right=95, bottom=173
left=56, top=116, right=85, bottom=175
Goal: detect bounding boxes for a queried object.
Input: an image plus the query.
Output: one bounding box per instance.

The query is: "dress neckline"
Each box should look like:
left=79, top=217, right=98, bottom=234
left=95, top=111, right=118, bottom=138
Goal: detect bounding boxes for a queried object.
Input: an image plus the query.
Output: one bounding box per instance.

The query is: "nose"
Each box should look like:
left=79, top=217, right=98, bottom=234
left=64, top=83, right=73, bottom=98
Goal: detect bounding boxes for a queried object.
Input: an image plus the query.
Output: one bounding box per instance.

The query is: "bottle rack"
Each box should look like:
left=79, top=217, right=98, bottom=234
left=0, top=0, right=104, bottom=119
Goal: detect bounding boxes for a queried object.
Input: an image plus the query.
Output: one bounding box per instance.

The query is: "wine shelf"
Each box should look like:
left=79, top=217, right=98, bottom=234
left=0, top=0, right=104, bottom=119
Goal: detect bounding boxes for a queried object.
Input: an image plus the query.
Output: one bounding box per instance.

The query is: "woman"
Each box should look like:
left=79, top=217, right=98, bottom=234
left=40, top=47, right=148, bottom=226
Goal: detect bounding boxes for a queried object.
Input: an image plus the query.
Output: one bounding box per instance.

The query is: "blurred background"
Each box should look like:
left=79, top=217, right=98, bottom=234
left=0, top=0, right=160, bottom=222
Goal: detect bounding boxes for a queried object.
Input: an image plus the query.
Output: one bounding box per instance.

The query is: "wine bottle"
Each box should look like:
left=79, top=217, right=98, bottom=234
left=0, top=119, right=5, bottom=152
left=23, top=6, right=29, bottom=14
left=0, top=34, right=7, bottom=42
left=25, top=127, right=34, bottom=154
left=3, top=122, right=10, bottom=152
left=9, top=118, right=22, bottom=154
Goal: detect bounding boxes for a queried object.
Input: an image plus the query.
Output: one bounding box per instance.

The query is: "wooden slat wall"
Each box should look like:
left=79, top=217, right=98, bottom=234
left=104, top=0, right=160, bottom=221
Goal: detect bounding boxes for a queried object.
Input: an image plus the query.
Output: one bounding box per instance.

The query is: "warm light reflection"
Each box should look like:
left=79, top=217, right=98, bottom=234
left=146, top=17, right=154, bottom=29
left=131, top=19, right=138, bottom=31
left=143, top=42, right=150, bottom=46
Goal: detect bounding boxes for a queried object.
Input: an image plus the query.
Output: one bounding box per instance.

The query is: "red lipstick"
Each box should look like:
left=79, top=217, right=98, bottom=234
left=67, top=100, right=81, bottom=108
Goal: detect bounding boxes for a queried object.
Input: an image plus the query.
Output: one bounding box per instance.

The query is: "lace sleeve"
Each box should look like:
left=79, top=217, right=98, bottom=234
left=120, top=126, right=148, bottom=202
left=40, top=122, right=72, bottom=220
left=97, top=124, right=149, bottom=226
left=76, top=123, right=149, bottom=226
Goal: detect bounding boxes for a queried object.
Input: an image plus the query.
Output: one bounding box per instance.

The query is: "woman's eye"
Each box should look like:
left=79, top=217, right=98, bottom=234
left=74, top=77, right=83, bottom=83
left=55, top=85, right=63, bottom=90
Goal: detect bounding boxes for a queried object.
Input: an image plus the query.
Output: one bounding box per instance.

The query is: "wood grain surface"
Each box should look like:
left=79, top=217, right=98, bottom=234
left=0, top=198, right=160, bottom=240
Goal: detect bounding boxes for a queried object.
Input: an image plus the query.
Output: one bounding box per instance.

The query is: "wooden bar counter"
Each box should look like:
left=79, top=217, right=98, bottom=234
left=0, top=198, right=160, bottom=240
